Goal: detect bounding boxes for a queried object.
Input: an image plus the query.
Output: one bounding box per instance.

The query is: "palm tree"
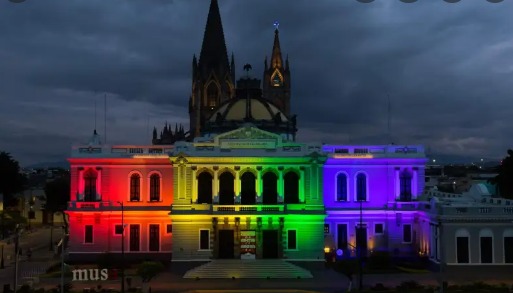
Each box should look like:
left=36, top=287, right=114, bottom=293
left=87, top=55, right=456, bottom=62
left=488, top=149, right=513, bottom=199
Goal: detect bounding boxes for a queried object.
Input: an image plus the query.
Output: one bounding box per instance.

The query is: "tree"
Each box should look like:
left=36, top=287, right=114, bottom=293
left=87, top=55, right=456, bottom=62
left=136, top=261, right=165, bottom=293
left=44, top=174, right=70, bottom=231
left=489, top=149, right=513, bottom=199
left=0, top=152, right=26, bottom=207
left=331, top=259, right=359, bottom=292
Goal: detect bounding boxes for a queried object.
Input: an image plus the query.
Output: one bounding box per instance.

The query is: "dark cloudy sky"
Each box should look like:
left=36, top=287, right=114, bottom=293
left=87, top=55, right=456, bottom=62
left=0, top=0, right=511, bottom=166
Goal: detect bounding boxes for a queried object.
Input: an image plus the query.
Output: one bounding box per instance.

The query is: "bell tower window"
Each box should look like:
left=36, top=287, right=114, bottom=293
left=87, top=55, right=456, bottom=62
left=206, top=82, right=219, bottom=109
left=271, top=70, right=283, bottom=87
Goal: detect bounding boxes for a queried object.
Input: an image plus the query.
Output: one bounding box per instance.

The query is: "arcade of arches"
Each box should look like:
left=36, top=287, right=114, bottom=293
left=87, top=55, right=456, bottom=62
left=192, top=166, right=304, bottom=205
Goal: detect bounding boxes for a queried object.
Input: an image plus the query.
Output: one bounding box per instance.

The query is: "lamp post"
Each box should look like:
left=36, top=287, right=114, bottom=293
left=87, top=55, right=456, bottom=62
left=358, top=198, right=363, bottom=292
left=439, top=222, right=444, bottom=293
left=49, top=225, right=54, bottom=251
left=117, top=201, right=125, bottom=293
left=60, top=226, right=66, bottom=293
left=13, top=224, right=20, bottom=293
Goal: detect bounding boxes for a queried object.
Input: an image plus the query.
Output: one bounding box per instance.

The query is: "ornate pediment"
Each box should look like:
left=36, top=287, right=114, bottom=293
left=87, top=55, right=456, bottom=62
left=214, top=126, right=281, bottom=149
left=216, top=126, right=279, bottom=140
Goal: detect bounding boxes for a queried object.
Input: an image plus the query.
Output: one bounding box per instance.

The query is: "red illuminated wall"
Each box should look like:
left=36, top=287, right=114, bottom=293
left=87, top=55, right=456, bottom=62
left=66, top=157, right=174, bottom=261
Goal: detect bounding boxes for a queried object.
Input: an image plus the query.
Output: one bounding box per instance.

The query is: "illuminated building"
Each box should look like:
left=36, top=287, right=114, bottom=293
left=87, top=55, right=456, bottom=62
left=169, top=126, right=325, bottom=260
left=322, top=145, right=429, bottom=257
left=66, top=131, right=174, bottom=262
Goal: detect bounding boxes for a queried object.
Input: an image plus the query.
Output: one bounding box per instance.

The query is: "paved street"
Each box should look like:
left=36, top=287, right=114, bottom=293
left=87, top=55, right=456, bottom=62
left=0, top=228, right=511, bottom=292
left=36, top=264, right=513, bottom=293
left=0, top=227, right=62, bottom=289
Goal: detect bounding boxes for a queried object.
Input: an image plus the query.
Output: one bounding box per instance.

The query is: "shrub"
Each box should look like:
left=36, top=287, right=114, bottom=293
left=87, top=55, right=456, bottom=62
left=370, top=283, right=389, bottom=291
left=367, top=251, right=391, bottom=269
left=396, top=280, right=423, bottom=292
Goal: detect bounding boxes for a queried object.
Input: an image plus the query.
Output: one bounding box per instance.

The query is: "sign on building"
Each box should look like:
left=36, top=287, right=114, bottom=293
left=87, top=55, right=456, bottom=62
left=71, top=269, right=118, bottom=281
left=240, top=230, right=256, bottom=260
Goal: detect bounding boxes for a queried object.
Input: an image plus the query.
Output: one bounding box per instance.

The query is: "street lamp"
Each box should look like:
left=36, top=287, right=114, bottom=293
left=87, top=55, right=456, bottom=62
left=13, top=224, right=21, bottom=293
left=117, top=201, right=125, bottom=293
left=60, top=226, right=67, bottom=293
left=357, top=198, right=364, bottom=292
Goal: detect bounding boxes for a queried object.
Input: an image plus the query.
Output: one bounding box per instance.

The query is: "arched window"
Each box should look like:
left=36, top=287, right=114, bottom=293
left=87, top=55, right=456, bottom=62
left=336, top=173, right=348, bottom=201
left=83, top=169, right=97, bottom=202
left=240, top=172, right=256, bottom=205
left=206, top=82, right=219, bottom=108
left=400, top=169, right=412, bottom=201
left=284, top=171, right=299, bottom=204
left=479, top=229, right=493, bottom=263
left=197, top=172, right=213, bottom=204
left=456, top=229, right=470, bottom=263
left=219, top=171, right=235, bottom=205
left=130, top=173, right=141, bottom=201
left=356, top=173, right=367, bottom=201
left=262, top=172, right=278, bottom=204
left=149, top=173, right=160, bottom=201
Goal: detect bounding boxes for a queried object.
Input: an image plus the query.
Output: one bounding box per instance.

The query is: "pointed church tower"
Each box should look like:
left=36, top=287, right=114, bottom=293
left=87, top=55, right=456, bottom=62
left=263, top=23, right=291, bottom=116
left=189, top=0, right=235, bottom=138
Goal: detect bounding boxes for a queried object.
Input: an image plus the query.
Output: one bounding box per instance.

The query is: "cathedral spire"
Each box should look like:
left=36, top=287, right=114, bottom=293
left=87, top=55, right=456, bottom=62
left=198, top=0, right=230, bottom=73
left=270, top=22, right=283, bottom=69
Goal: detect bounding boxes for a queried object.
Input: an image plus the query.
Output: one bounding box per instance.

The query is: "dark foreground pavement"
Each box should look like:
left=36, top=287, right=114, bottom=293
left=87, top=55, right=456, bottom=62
left=33, top=263, right=513, bottom=293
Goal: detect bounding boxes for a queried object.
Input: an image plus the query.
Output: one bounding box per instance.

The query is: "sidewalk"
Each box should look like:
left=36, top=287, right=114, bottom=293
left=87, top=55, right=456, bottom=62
left=0, top=227, right=62, bottom=266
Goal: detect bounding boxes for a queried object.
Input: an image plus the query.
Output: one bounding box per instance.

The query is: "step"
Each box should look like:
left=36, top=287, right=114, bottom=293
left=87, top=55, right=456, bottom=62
left=183, top=260, right=313, bottom=279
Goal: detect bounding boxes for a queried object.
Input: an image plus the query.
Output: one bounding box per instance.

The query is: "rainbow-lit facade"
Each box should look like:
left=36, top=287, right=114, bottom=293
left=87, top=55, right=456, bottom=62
left=169, top=127, right=325, bottom=261
left=65, top=0, right=431, bottom=262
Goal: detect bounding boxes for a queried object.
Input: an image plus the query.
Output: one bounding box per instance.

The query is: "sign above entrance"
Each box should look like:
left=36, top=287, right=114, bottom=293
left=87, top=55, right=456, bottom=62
left=220, top=139, right=276, bottom=149
left=240, top=230, right=256, bottom=260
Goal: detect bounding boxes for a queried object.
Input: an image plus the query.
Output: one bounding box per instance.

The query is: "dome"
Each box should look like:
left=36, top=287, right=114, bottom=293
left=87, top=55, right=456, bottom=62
left=208, top=97, right=289, bottom=123
left=203, top=97, right=297, bottom=139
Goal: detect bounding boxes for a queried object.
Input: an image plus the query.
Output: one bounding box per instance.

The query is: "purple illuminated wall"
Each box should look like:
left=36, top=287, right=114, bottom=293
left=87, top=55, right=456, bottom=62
left=321, top=145, right=430, bottom=257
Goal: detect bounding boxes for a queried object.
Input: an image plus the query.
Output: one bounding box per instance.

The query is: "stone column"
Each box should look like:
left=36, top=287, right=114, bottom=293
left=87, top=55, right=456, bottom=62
left=278, top=167, right=284, bottom=203
left=412, top=167, right=418, bottom=199
left=394, top=167, right=400, bottom=200
left=191, top=167, right=197, bottom=204
left=77, top=168, right=84, bottom=200
left=95, top=167, right=102, bottom=201
left=299, top=167, right=305, bottom=203
left=213, top=166, right=219, bottom=203
left=256, top=167, right=262, bottom=204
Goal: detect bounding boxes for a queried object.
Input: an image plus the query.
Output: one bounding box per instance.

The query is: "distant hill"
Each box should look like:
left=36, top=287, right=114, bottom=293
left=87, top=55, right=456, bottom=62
left=25, top=161, right=69, bottom=169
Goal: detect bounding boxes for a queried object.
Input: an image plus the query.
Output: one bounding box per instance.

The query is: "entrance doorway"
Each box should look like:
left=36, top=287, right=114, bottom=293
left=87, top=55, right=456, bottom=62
left=218, top=230, right=234, bottom=259
left=262, top=230, right=279, bottom=258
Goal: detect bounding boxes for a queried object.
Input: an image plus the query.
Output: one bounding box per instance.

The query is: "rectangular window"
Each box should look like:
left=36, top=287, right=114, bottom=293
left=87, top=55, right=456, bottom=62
left=504, top=237, right=513, bottom=263
left=287, top=230, right=297, bottom=250
left=324, top=224, right=330, bottom=234
left=199, top=229, right=210, bottom=250
left=84, top=225, right=93, bottom=243
left=337, top=224, right=348, bottom=250
left=149, top=224, right=160, bottom=252
left=456, top=236, right=469, bottom=263
left=402, top=224, right=412, bottom=243
left=374, top=223, right=384, bottom=235
left=480, top=237, right=493, bottom=263
left=114, top=225, right=123, bottom=235
left=166, top=224, right=173, bottom=234
left=129, top=224, right=140, bottom=252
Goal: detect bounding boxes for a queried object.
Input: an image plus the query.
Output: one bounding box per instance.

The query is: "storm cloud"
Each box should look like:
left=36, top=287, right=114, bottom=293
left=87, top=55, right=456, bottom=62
left=0, top=0, right=511, bottom=165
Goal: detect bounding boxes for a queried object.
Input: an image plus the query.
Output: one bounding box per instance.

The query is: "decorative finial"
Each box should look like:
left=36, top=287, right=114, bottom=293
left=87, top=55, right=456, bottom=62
left=273, top=20, right=279, bottom=31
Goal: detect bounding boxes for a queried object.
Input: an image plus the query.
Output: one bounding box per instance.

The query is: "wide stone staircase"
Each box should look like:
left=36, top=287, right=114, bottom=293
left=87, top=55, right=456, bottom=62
left=183, top=260, right=313, bottom=279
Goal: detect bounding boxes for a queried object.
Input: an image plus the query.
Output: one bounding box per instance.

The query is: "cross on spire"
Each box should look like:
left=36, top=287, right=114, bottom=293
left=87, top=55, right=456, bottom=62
left=273, top=20, right=280, bottom=31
